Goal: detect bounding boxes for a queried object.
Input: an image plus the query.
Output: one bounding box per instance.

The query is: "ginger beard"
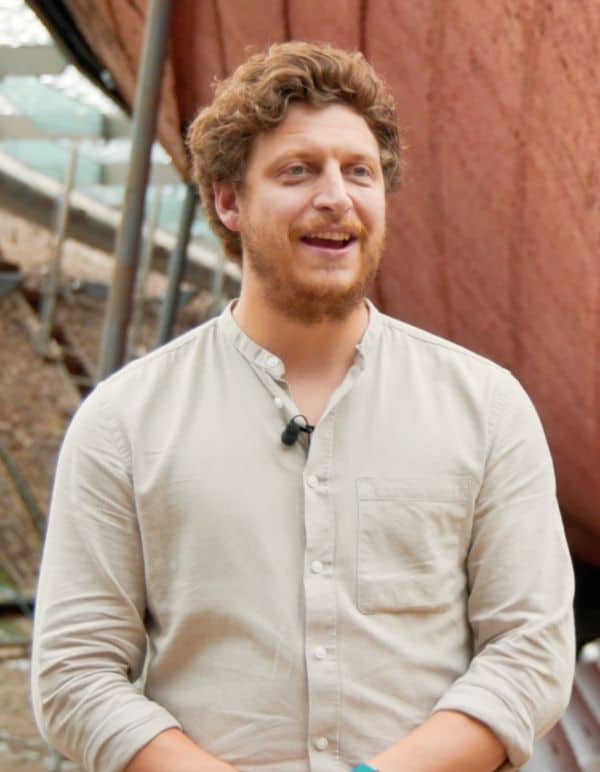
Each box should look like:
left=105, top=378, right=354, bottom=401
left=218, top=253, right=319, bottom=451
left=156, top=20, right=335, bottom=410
left=240, top=218, right=386, bottom=324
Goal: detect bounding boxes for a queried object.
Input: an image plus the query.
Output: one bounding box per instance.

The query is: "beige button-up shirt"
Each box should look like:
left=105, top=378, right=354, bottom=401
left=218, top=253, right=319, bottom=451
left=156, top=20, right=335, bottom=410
left=32, top=301, right=575, bottom=772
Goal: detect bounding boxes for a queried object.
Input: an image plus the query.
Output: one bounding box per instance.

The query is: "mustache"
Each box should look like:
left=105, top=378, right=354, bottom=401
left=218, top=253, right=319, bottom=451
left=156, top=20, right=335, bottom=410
left=290, top=219, right=366, bottom=238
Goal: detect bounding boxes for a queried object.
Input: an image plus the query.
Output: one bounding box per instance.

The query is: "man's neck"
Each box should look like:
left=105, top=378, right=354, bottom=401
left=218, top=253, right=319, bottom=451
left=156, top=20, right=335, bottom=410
left=232, top=294, right=369, bottom=379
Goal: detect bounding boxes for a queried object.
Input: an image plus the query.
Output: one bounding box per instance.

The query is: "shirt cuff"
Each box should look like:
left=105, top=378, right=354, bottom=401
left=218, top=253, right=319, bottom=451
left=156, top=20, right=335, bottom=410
left=431, top=682, right=532, bottom=769
left=84, top=702, right=181, bottom=772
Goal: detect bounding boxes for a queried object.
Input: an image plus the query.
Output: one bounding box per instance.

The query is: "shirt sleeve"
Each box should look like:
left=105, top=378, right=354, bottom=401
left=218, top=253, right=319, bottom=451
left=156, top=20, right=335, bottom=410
left=31, top=385, right=180, bottom=772
left=432, top=370, right=576, bottom=769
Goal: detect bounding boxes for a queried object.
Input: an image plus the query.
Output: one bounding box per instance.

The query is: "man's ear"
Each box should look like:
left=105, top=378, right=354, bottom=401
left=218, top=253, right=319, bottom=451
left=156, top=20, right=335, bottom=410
left=213, top=181, right=241, bottom=232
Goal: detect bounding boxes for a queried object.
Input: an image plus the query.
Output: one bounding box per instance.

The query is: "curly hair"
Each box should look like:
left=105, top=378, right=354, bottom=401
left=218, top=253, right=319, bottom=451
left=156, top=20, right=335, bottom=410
left=186, top=41, right=402, bottom=261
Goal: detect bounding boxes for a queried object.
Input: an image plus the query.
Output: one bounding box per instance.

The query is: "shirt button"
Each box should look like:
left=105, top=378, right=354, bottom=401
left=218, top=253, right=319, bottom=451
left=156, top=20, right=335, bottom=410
left=266, top=355, right=279, bottom=368
left=307, top=474, right=319, bottom=488
left=311, top=560, right=323, bottom=574
left=314, top=736, right=329, bottom=751
left=313, top=646, right=327, bottom=660
left=273, top=396, right=283, bottom=408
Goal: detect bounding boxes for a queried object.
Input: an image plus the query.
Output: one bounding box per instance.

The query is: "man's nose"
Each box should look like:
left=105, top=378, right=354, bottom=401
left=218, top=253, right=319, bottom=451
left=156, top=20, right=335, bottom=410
left=312, top=165, right=352, bottom=216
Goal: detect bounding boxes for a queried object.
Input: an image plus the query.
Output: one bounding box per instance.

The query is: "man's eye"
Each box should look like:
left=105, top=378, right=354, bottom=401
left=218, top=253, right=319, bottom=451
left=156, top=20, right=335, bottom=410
left=286, top=165, right=307, bottom=176
left=351, top=165, right=371, bottom=177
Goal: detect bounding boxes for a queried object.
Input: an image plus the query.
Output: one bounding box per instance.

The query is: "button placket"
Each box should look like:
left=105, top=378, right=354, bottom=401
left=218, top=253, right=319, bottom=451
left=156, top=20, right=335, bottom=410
left=303, top=414, right=339, bottom=767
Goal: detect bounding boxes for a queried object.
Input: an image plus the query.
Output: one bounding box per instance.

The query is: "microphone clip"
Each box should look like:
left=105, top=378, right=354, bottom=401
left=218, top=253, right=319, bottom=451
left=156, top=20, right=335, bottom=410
left=281, top=414, right=315, bottom=446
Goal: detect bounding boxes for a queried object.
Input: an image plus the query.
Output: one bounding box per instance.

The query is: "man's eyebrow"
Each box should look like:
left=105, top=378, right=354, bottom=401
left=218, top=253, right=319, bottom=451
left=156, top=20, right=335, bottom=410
left=343, top=151, right=381, bottom=165
left=266, top=146, right=321, bottom=162
left=265, top=146, right=380, bottom=168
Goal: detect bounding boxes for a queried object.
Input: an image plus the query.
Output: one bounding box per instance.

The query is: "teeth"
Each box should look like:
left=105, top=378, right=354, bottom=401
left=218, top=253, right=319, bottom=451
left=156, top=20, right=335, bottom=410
left=306, top=232, right=353, bottom=241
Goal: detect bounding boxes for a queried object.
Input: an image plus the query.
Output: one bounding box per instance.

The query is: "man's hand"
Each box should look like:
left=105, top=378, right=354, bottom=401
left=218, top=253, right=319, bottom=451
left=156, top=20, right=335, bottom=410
left=366, top=710, right=507, bottom=772
left=124, top=728, right=238, bottom=772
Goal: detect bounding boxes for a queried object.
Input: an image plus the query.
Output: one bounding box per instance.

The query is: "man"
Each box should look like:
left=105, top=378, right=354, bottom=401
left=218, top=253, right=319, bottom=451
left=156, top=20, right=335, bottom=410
left=32, top=42, right=575, bottom=772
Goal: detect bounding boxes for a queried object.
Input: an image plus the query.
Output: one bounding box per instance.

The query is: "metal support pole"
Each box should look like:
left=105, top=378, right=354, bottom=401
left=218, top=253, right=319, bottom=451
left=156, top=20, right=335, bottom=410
left=0, top=437, right=45, bottom=537
left=128, top=186, right=163, bottom=358
left=97, top=0, right=173, bottom=379
left=208, top=251, right=226, bottom=318
left=37, top=141, right=78, bottom=355
left=155, top=183, right=196, bottom=347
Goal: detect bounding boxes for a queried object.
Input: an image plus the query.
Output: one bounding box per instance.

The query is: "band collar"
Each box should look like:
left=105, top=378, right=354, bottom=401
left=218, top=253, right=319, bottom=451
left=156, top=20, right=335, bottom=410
left=218, top=298, right=383, bottom=376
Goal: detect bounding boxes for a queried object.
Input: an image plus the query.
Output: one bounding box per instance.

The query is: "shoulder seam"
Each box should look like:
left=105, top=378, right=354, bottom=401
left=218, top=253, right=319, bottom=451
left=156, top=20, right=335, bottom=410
left=94, top=384, right=132, bottom=468
left=485, top=371, right=513, bottom=466
left=380, top=315, right=506, bottom=372
left=99, top=317, right=219, bottom=386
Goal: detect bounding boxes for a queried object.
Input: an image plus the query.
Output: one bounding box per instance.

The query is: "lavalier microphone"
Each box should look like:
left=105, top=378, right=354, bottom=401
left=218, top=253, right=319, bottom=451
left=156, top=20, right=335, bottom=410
left=281, top=415, right=315, bottom=446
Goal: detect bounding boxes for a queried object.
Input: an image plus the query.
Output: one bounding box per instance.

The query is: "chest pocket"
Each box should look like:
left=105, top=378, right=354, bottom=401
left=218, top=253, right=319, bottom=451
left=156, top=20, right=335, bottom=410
left=356, top=477, right=473, bottom=614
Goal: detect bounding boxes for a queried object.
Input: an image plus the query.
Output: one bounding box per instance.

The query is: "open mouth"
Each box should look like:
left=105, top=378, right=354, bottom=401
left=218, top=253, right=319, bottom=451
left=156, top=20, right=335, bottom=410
left=300, top=232, right=358, bottom=250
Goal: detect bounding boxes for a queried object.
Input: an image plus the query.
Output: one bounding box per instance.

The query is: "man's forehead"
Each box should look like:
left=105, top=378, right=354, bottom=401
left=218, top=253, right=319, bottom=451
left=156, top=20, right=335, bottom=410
left=250, top=102, right=380, bottom=161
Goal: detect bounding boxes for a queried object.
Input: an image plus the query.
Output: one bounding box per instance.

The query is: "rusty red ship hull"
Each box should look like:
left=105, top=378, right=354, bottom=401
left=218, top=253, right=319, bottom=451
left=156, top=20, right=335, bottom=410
left=60, top=0, right=600, bottom=564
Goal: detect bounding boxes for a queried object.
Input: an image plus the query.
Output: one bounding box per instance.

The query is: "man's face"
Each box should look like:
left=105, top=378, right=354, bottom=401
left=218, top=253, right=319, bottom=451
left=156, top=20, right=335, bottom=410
left=222, top=103, right=387, bottom=323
